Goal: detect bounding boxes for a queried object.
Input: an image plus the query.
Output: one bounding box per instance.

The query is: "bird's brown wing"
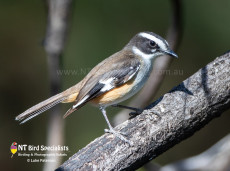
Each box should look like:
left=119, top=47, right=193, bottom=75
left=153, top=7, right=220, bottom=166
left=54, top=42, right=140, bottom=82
left=63, top=52, right=140, bottom=118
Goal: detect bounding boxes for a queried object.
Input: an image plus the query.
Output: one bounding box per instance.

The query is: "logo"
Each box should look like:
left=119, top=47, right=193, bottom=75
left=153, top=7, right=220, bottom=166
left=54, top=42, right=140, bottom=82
left=10, top=142, right=17, bottom=158
left=9, top=142, right=69, bottom=162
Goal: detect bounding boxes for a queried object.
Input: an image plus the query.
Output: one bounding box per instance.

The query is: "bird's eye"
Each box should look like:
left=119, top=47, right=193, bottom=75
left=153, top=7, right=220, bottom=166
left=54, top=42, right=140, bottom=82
left=149, top=40, right=156, bottom=47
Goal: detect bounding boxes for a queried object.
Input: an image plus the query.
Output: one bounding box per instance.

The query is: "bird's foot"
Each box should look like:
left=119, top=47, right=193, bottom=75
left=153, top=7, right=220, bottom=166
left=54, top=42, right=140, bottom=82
left=104, top=128, right=133, bottom=146
left=112, top=104, right=143, bottom=117
left=129, top=109, right=143, bottom=118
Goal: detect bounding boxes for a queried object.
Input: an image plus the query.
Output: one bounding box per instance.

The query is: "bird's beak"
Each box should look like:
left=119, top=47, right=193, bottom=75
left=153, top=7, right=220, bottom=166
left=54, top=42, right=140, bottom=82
left=164, top=49, right=178, bottom=58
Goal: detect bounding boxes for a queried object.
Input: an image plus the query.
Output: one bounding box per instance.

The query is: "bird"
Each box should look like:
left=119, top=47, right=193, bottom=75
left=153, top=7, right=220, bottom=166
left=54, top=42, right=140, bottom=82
left=16, top=31, right=178, bottom=145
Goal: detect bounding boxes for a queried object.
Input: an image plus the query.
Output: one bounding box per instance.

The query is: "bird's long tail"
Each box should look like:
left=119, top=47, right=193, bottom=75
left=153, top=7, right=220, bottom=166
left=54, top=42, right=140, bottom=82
left=15, top=87, right=79, bottom=124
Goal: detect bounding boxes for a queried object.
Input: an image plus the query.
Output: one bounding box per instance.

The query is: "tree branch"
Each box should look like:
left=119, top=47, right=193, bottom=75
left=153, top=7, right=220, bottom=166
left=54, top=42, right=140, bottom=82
left=160, top=134, right=230, bottom=171
left=56, top=51, right=230, bottom=170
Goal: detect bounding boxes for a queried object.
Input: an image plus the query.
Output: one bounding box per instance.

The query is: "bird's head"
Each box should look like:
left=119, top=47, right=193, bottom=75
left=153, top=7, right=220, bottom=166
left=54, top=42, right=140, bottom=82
left=126, top=31, right=178, bottom=60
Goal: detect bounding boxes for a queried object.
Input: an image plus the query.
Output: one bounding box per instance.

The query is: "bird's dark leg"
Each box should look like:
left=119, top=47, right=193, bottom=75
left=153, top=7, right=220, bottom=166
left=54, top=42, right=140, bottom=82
left=99, top=107, right=133, bottom=146
left=112, top=104, right=143, bottom=116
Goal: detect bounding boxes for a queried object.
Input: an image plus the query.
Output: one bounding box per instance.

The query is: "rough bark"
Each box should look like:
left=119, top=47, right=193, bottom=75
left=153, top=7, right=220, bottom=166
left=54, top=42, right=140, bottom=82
left=56, top=51, right=230, bottom=171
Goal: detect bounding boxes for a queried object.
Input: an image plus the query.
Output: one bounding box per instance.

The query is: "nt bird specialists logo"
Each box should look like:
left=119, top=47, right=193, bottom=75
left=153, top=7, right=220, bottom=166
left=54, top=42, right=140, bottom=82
left=10, top=142, right=17, bottom=158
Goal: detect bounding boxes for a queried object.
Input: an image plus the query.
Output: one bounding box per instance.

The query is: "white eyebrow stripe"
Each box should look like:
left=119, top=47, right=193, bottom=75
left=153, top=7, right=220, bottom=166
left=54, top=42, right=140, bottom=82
left=139, top=32, right=167, bottom=50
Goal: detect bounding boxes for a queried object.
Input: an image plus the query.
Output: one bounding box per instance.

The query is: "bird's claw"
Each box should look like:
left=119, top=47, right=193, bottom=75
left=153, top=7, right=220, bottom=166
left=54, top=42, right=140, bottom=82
left=104, top=128, right=133, bottom=146
left=129, top=109, right=143, bottom=118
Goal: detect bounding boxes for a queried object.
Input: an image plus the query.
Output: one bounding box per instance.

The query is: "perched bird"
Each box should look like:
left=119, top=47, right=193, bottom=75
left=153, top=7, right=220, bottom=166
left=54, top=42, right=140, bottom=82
left=16, top=31, right=178, bottom=144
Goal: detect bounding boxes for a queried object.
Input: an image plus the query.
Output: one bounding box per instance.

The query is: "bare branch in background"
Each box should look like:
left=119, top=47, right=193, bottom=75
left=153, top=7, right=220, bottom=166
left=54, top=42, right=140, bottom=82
left=167, top=0, right=183, bottom=51
left=143, top=1, right=183, bottom=170
left=113, top=0, right=183, bottom=125
left=142, top=134, right=230, bottom=171
left=160, top=134, right=230, bottom=171
left=56, top=51, right=230, bottom=170
left=43, top=0, right=72, bottom=170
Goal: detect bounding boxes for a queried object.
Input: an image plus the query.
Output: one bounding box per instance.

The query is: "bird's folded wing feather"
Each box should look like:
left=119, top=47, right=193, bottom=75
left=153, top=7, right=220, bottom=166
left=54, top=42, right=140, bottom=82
left=73, top=54, right=141, bottom=109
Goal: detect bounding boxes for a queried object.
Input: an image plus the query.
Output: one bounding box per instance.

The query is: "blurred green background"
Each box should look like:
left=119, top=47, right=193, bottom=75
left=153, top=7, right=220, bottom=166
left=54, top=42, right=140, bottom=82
left=1, top=0, right=230, bottom=170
